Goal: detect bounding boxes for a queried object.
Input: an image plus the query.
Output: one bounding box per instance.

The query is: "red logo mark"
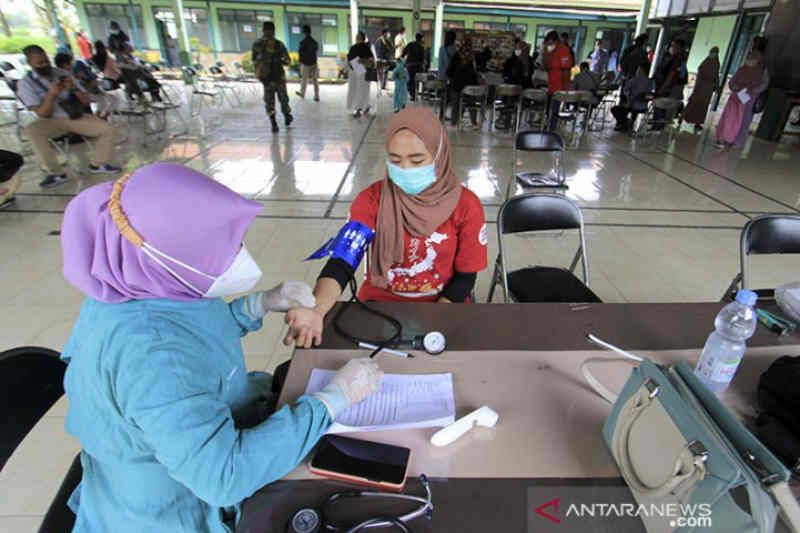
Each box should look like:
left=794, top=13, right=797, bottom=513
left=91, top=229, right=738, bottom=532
left=535, top=498, right=561, bottom=524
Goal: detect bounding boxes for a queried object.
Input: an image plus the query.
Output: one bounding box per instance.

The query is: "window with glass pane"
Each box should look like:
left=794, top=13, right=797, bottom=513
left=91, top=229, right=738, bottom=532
left=217, top=10, right=273, bottom=52
left=236, top=11, right=259, bottom=51
left=535, top=25, right=585, bottom=57
left=85, top=3, right=146, bottom=46
left=218, top=10, right=239, bottom=51
left=287, top=12, right=337, bottom=56
left=152, top=8, right=209, bottom=49
left=361, top=16, right=403, bottom=45
left=185, top=8, right=209, bottom=47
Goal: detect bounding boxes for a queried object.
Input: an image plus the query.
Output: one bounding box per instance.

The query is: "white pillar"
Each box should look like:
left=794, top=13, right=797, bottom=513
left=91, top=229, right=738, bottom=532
left=412, top=0, right=421, bottom=35
left=173, top=0, right=191, bottom=64
left=350, top=0, right=358, bottom=43
left=649, top=25, right=665, bottom=78
left=636, top=0, right=652, bottom=36
left=433, top=1, right=444, bottom=66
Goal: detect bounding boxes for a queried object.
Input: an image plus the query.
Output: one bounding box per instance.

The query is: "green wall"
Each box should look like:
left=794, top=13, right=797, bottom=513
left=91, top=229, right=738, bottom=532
left=686, top=14, right=737, bottom=73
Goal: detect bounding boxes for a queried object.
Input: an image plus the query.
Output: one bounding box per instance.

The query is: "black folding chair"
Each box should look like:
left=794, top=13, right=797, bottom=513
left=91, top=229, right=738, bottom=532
left=38, top=453, right=81, bottom=533
left=487, top=193, right=601, bottom=303
left=724, top=215, right=800, bottom=301
left=507, top=130, right=567, bottom=199
left=0, top=346, right=66, bottom=469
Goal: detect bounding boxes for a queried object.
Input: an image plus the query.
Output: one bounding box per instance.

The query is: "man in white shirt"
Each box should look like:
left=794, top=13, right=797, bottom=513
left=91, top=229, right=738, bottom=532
left=16, top=45, right=120, bottom=188
left=394, top=27, right=407, bottom=60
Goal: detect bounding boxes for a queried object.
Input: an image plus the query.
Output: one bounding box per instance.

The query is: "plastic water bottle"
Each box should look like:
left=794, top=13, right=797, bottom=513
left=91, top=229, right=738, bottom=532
left=694, top=289, right=758, bottom=393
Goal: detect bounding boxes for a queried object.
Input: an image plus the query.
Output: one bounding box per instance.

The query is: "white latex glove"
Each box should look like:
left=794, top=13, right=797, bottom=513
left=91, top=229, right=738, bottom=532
left=312, top=358, right=383, bottom=418
left=262, top=281, right=316, bottom=313
left=330, top=358, right=383, bottom=404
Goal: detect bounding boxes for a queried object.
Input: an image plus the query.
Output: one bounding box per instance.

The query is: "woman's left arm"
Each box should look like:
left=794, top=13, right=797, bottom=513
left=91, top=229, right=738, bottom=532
left=439, top=191, right=489, bottom=302
left=439, top=272, right=478, bottom=303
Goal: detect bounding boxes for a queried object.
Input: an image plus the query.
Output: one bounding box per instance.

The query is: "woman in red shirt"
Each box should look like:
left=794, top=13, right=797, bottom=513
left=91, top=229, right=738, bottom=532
left=285, top=106, right=488, bottom=348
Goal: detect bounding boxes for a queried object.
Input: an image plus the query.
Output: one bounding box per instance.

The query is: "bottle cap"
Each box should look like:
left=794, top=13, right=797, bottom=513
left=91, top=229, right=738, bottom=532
left=735, top=289, right=757, bottom=307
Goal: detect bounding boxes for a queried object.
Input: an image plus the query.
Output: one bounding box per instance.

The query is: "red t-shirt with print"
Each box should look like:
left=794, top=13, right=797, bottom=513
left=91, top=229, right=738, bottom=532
left=350, top=181, right=488, bottom=302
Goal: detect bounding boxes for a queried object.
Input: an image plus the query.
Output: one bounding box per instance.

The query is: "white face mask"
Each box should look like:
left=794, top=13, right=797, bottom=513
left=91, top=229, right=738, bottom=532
left=514, top=49, right=522, bottom=57
left=142, top=243, right=262, bottom=298
left=546, top=44, right=556, bottom=52
left=204, top=245, right=262, bottom=298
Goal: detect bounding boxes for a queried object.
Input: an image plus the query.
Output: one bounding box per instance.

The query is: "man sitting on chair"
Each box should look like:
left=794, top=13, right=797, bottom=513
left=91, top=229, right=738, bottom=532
left=17, top=45, right=120, bottom=188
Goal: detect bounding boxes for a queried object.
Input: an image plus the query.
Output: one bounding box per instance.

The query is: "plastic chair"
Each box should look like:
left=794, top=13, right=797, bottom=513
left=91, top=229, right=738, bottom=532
left=723, top=215, right=800, bottom=301
left=508, top=130, right=567, bottom=197
left=49, top=132, right=93, bottom=164
left=457, top=85, right=487, bottom=131
left=0, top=346, right=66, bottom=469
left=487, top=193, right=601, bottom=303
left=636, top=96, right=681, bottom=143
left=0, top=69, right=25, bottom=142
left=551, top=90, right=593, bottom=146
left=588, top=88, right=616, bottom=131
left=420, top=79, right=444, bottom=105
left=517, top=88, right=548, bottom=130
left=491, top=84, right=522, bottom=132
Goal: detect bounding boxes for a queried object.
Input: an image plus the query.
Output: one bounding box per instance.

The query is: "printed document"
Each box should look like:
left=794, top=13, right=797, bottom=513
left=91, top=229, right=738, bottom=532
left=305, top=369, right=456, bottom=433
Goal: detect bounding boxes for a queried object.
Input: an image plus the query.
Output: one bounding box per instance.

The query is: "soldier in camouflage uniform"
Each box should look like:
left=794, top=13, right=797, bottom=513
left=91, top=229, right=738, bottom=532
left=252, top=21, right=293, bottom=133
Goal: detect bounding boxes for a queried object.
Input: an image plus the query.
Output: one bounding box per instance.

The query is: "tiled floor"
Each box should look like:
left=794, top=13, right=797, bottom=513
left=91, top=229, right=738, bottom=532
left=1, top=81, right=799, bottom=531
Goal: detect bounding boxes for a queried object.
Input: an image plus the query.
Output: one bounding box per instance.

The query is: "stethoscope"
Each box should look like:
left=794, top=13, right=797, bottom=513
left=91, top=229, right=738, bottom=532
left=287, top=475, right=433, bottom=533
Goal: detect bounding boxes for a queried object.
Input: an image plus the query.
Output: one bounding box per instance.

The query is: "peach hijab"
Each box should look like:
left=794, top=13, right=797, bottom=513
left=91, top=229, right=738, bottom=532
left=370, top=106, right=462, bottom=287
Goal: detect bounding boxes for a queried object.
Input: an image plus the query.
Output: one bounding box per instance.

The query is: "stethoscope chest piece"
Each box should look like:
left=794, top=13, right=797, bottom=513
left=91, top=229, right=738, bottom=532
left=288, top=508, right=321, bottom=533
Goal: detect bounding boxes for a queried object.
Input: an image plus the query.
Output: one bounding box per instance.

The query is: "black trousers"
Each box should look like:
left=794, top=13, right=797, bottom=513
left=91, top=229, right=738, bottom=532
left=121, top=69, right=161, bottom=101
left=378, top=60, right=392, bottom=90
left=407, top=65, right=421, bottom=101
left=611, top=105, right=640, bottom=129
left=547, top=97, right=561, bottom=131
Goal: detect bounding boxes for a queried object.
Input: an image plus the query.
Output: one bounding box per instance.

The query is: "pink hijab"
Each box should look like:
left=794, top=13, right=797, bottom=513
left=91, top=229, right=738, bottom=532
left=61, top=163, right=262, bottom=302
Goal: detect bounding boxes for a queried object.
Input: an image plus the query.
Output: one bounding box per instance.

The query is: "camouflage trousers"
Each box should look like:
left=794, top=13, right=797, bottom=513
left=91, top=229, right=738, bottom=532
left=261, top=79, right=291, bottom=117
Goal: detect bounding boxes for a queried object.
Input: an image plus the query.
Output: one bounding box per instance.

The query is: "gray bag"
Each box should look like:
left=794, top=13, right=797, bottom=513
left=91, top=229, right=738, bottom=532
left=583, top=336, right=800, bottom=532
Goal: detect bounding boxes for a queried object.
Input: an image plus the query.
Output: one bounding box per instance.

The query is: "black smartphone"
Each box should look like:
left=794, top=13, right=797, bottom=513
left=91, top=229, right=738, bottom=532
left=309, top=435, right=411, bottom=491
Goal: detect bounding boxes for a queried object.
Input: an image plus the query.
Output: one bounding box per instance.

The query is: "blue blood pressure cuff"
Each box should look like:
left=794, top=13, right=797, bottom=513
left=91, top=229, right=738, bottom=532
left=305, top=221, right=375, bottom=270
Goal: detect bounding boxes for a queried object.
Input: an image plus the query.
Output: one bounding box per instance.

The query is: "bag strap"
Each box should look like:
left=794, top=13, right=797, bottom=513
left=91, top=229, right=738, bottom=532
left=27, top=71, right=47, bottom=92
left=612, top=386, right=708, bottom=498
left=581, top=357, right=636, bottom=403
left=770, top=481, right=800, bottom=532
left=581, top=334, right=644, bottom=403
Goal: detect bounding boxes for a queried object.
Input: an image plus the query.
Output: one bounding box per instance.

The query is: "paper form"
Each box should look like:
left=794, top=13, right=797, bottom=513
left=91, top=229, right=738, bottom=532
left=305, top=369, right=456, bottom=434
left=737, top=88, right=751, bottom=105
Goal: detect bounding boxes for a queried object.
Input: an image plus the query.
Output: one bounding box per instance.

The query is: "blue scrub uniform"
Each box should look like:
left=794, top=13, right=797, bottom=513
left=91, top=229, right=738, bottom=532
left=61, top=297, right=331, bottom=532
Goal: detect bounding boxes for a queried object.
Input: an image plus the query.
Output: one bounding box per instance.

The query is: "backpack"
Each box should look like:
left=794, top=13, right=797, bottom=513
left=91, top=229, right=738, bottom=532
left=757, top=356, right=800, bottom=472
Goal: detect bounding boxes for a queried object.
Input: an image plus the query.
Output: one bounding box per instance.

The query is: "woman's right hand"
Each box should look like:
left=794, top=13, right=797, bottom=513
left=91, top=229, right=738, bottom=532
left=284, top=307, right=324, bottom=348
left=330, top=358, right=383, bottom=404
left=312, top=358, right=383, bottom=418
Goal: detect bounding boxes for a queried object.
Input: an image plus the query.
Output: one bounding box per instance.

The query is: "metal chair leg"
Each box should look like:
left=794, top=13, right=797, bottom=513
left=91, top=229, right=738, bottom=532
left=487, top=256, right=502, bottom=303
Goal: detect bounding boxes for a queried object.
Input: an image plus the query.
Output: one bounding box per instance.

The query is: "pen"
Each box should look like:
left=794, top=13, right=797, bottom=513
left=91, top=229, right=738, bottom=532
left=358, top=342, right=413, bottom=358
